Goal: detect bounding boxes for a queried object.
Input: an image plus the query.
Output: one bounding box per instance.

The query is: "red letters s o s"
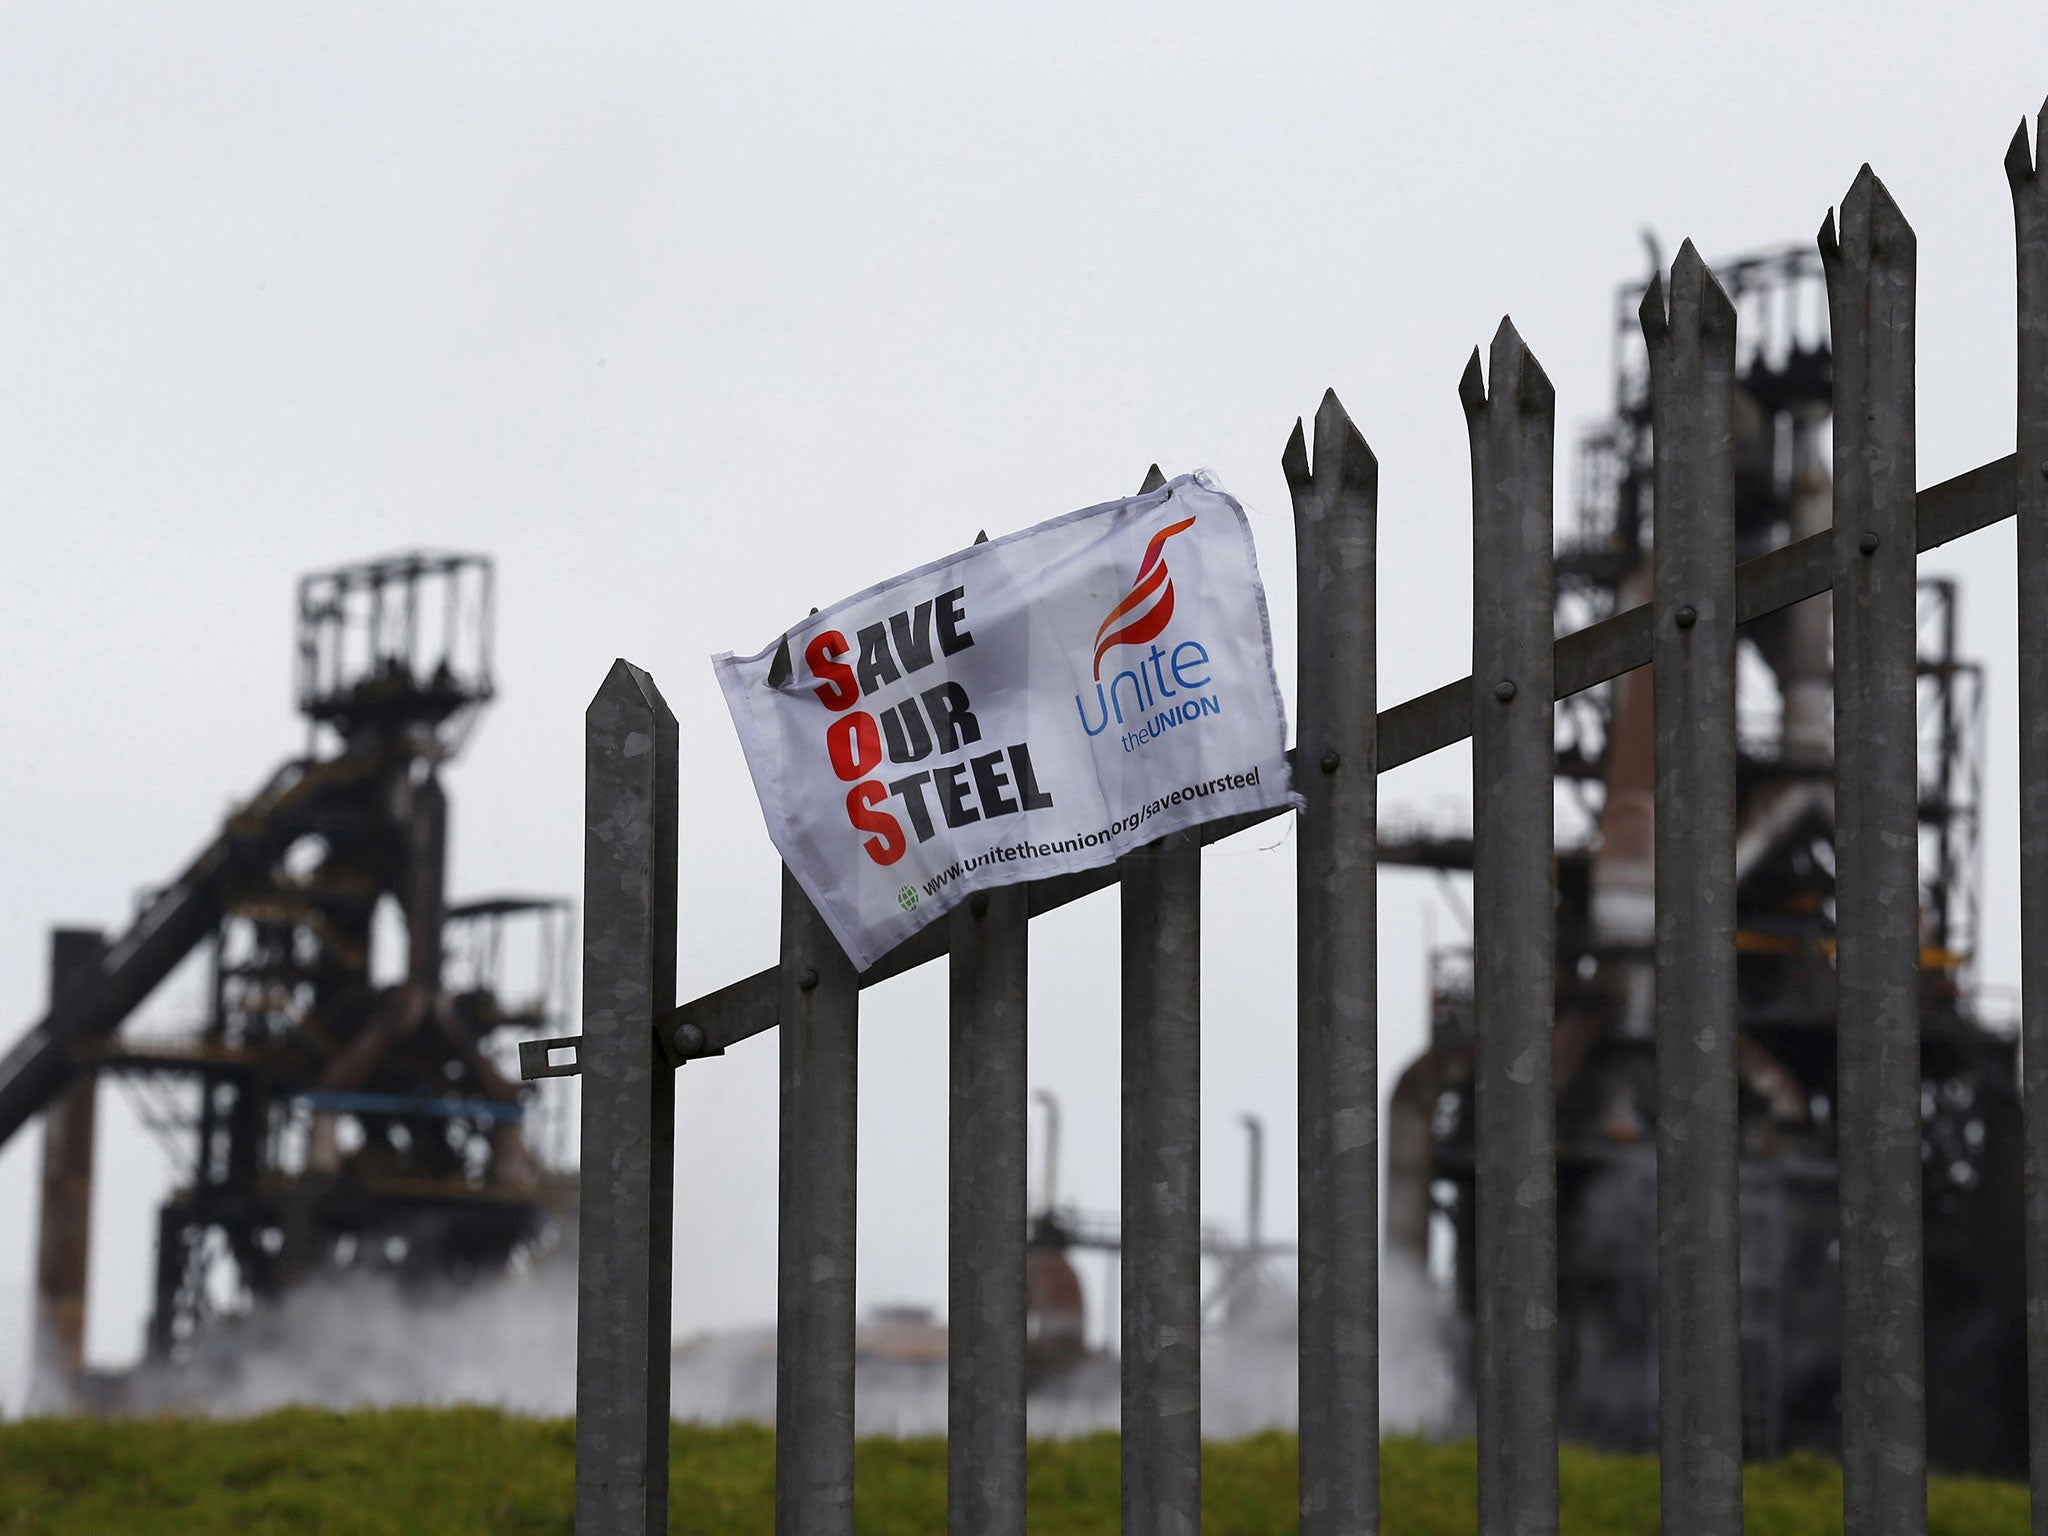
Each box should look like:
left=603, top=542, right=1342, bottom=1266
left=806, top=631, right=859, bottom=711
left=847, top=782, right=905, bottom=866
left=825, top=712, right=881, bottom=782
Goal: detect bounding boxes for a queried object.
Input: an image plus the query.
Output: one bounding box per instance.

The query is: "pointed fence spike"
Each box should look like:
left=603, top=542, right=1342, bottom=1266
left=1822, top=168, right=1917, bottom=301
left=1458, top=349, right=1488, bottom=418
left=593, top=656, right=665, bottom=714
left=1639, top=271, right=1670, bottom=341
left=973, top=529, right=989, bottom=546
left=1282, top=418, right=1312, bottom=495
left=1818, top=207, right=1841, bottom=264
left=1698, top=257, right=1738, bottom=338
left=766, top=636, right=794, bottom=691
left=1669, top=256, right=1698, bottom=335
left=1517, top=342, right=1556, bottom=415
left=1313, top=388, right=1349, bottom=437
left=1863, top=170, right=1917, bottom=258
left=1336, top=416, right=1377, bottom=494
left=1312, top=390, right=1376, bottom=494
left=1139, top=465, right=1167, bottom=495
left=1489, top=317, right=1524, bottom=385
left=1839, top=171, right=1875, bottom=256
left=2007, top=117, right=2036, bottom=188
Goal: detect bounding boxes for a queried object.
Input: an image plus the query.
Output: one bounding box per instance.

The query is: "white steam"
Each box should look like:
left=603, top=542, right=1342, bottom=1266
left=75, top=1253, right=1454, bottom=1439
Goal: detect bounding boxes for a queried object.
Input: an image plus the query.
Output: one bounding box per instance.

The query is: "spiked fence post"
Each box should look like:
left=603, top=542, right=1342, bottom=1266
left=1463, top=321, right=1560, bottom=1536
left=777, top=870, right=860, bottom=1536
left=2009, top=101, right=2048, bottom=1529
left=1642, top=246, right=1743, bottom=1536
left=1120, top=464, right=1204, bottom=1536
left=576, top=660, right=679, bottom=1536
left=1821, top=168, right=1928, bottom=1536
left=947, top=874, right=1029, bottom=1536
left=1283, top=393, right=1380, bottom=1536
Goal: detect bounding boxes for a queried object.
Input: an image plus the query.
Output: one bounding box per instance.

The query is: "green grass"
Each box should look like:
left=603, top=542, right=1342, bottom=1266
left=0, top=1410, right=2027, bottom=1534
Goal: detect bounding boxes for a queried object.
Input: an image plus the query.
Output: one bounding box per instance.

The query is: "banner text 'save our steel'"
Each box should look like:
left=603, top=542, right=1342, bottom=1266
left=713, top=472, right=1294, bottom=969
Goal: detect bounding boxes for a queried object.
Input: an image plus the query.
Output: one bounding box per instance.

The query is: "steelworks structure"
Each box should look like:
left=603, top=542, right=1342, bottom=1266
left=1382, top=243, right=2026, bottom=1472
left=0, top=552, right=572, bottom=1406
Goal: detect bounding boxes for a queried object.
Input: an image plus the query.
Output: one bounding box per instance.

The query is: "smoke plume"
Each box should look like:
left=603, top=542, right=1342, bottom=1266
left=63, top=1255, right=1453, bottom=1438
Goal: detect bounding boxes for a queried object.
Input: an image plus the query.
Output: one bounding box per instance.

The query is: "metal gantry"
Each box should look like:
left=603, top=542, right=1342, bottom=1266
left=2, top=552, right=572, bottom=1411
left=537, top=100, right=2048, bottom=1536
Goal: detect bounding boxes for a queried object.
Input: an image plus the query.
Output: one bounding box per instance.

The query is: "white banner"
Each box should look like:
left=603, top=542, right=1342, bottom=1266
left=713, top=471, right=1294, bottom=970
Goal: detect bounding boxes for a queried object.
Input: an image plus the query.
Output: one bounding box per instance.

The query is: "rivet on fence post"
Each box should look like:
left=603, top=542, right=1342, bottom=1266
left=1674, top=604, right=1698, bottom=629
left=1858, top=530, right=1881, bottom=553
left=1493, top=679, right=1517, bottom=702
left=799, top=967, right=819, bottom=992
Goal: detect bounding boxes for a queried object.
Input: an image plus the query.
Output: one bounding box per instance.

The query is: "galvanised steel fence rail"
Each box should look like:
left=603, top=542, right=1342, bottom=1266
left=525, top=103, right=2048, bottom=1536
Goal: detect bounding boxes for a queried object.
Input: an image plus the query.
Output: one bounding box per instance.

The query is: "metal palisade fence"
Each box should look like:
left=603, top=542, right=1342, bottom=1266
left=524, top=102, right=2048, bottom=1536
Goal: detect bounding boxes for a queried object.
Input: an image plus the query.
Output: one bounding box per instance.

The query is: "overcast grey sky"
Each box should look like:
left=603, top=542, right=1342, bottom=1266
left=2, top=3, right=2043, bottom=1412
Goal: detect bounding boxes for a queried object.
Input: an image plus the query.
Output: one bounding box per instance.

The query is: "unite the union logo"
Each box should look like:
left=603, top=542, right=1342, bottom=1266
left=1091, top=515, right=1196, bottom=679
left=1073, top=513, right=1222, bottom=746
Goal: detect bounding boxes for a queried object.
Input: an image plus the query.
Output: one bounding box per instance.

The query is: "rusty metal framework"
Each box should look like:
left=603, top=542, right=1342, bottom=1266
left=0, top=551, right=572, bottom=1406
left=536, top=105, right=2048, bottom=1536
